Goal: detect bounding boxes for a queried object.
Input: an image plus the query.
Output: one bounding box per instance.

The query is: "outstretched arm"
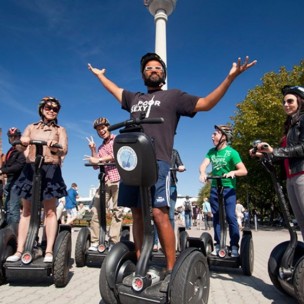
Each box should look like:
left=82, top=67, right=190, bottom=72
left=194, top=56, right=257, bottom=112
left=88, top=63, right=124, bottom=104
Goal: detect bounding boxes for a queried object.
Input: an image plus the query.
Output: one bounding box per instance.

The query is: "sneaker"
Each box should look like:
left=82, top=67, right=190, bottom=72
left=6, top=252, right=22, bottom=262
left=88, top=243, right=98, bottom=251
left=211, top=244, right=219, bottom=256
left=231, top=246, right=239, bottom=257
left=153, top=244, right=159, bottom=252
left=43, top=253, right=53, bottom=263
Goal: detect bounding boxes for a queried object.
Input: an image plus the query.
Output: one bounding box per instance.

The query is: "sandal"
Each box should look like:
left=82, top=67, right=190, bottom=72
left=6, top=251, right=22, bottom=262
left=43, top=252, right=53, bottom=263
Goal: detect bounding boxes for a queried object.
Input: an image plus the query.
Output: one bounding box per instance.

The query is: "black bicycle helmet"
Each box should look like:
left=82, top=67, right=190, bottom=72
left=7, top=127, right=21, bottom=137
left=140, top=52, right=167, bottom=79
left=214, top=125, right=233, bottom=142
left=38, top=96, right=61, bottom=118
left=93, top=117, right=110, bottom=129
left=282, top=85, right=304, bottom=99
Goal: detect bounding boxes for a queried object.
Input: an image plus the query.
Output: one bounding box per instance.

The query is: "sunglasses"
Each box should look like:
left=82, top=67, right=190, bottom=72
left=282, top=99, right=296, bottom=105
left=144, top=66, right=163, bottom=71
left=44, top=106, right=59, bottom=113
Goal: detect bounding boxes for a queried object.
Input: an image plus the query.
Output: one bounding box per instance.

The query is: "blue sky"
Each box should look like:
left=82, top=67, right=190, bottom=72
left=1, top=0, right=304, bottom=198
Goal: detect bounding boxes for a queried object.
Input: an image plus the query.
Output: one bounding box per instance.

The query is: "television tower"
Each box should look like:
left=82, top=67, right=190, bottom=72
left=144, top=0, right=177, bottom=90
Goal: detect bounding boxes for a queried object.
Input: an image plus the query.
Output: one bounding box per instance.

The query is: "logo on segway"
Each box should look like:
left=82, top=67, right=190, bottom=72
left=117, top=146, right=138, bottom=171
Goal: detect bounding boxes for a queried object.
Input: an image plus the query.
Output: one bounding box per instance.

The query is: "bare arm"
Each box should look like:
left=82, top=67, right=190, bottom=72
left=199, top=158, right=211, bottom=183
left=223, top=161, right=248, bottom=179
left=88, top=63, right=124, bottom=103
left=194, top=56, right=257, bottom=112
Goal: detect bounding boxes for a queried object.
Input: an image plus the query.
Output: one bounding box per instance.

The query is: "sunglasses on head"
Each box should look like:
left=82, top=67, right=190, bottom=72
left=44, top=105, right=59, bottom=113
left=144, top=66, right=163, bottom=71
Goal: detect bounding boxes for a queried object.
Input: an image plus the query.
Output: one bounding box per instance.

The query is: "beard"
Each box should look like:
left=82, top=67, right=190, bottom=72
left=143, top=73, right=165, bottom=88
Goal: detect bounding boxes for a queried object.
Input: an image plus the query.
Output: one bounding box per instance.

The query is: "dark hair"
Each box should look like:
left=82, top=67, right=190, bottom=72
left=283, top=94, right=304, bottom=134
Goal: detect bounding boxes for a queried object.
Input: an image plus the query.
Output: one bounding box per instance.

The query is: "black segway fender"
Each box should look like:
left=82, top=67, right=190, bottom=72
left=104, top=241, right=136, bottom=289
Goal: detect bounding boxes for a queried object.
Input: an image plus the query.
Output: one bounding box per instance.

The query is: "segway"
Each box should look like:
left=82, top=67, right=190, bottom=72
left=4, top=140, right=72, bottom=287
left=75, top=162, right=130, bottom=267
left=201, top=176, right=254, bottom=276
left=99, top=117, right=210, bottom=304
left=0, top=196, right=18, bottom=284
left=252, top=140, right=304, bottom=302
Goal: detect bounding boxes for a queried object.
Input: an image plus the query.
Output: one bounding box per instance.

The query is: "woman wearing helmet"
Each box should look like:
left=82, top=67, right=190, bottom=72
left=84, top=117, right=122, bottom=250
left=6, top=97, right=68, bottom=263
left=251, top=85, right=304, bottom=240
left=200, top=124, right=248, bottom=257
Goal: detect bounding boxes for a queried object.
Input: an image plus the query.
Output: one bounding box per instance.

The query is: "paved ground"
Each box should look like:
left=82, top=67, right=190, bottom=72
left=0, top=224, right=300, bottom=304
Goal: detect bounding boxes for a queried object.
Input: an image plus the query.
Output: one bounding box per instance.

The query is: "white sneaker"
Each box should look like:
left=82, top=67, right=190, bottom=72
left=88, top=243, right=98, bottom=251
left=231, top=246, right=239, bottom=257
left=211, top=244, right=219, bottom=256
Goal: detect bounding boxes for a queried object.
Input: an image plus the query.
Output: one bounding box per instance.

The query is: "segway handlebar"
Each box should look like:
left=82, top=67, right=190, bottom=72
left=12, top=139, right=62, bottom=149
left=108, top=117, right=164, bottom=132
left=207, top=175, right=232, bottom=180
left=85, top=162, right=116, bottom=167
left=251, top=139, right=270, bottom=154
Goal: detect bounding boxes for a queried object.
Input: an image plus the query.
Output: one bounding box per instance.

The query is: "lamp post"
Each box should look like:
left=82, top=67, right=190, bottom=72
left=144, top=0, right=177, bottom=90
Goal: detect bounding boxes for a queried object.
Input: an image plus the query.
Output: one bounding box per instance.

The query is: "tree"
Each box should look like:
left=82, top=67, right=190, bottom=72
left=231, top=61, right=304, bottom=216
left=196, top=60, right=304, bottom=217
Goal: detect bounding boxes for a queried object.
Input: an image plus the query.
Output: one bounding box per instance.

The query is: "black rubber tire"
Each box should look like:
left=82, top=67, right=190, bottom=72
left=99, top=241, right=136, bottom=304
left=240, top=234, right=254, bottom=276
left=75, top=227, right=90, bottom=267
left=53, top=230, right=71, bottom=288
left=293, top=255, right=304, bottom=304
left=179, top=230, right=189, bottom=252
left=268, top=241, right=304, bottom=296
left=170, top=250, right=210, bottom=303
left=200, top=232, right=213, bottom=256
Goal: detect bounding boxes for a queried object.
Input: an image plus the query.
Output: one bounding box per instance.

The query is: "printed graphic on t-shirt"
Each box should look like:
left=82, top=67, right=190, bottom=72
left=211, top=150, right=232, bottom=171
left=130, top=96, right=161, bottom=117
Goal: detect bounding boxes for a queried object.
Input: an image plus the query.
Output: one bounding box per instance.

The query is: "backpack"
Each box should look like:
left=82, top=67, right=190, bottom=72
left=184, top=200, right=192, bottom=211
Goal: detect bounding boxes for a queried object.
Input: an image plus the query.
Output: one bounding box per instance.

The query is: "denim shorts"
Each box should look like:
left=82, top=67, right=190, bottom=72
left=118, top=160, right=170, bottom=208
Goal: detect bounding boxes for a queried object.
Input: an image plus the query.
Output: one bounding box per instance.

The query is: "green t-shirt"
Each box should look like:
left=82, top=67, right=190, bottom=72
left=206, top=146, right=242, bottom=188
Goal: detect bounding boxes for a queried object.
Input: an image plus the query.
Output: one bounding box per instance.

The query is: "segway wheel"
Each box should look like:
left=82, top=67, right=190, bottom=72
left=293, top=255, right=304, bottom=303
left=179, top=230, right=189, bottom=252
left=268, top=241, right=292, bottom=295
left=200, top=232, right=213, bottom=256
left=75, top=227, right=90, bottom=267
left=240, top=234, right=254, bottom=276
left=53, top=230, right=71, bottom=288
left=170, top=250, right=210, bottom=303
left=99, top=241, right=136, bottom=304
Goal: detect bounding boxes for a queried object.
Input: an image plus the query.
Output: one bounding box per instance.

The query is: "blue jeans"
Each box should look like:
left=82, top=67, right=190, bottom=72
left=184, top=211, right=192, bottom=229
left=4, top=181, right=21, bottom=224
left=210, top=187, right=239, bottom=247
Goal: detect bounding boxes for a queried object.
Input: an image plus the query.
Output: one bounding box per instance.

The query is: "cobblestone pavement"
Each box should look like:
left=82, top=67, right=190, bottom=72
left=0, top=225, right=300, bottom=304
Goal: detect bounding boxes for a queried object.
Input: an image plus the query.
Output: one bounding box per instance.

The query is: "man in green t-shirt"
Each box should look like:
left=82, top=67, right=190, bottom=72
left=199, top=125, right=248, bottom=257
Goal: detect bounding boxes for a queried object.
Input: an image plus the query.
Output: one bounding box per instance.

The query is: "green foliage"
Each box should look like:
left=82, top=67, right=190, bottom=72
left=197, top=60, right=304, bottom=215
